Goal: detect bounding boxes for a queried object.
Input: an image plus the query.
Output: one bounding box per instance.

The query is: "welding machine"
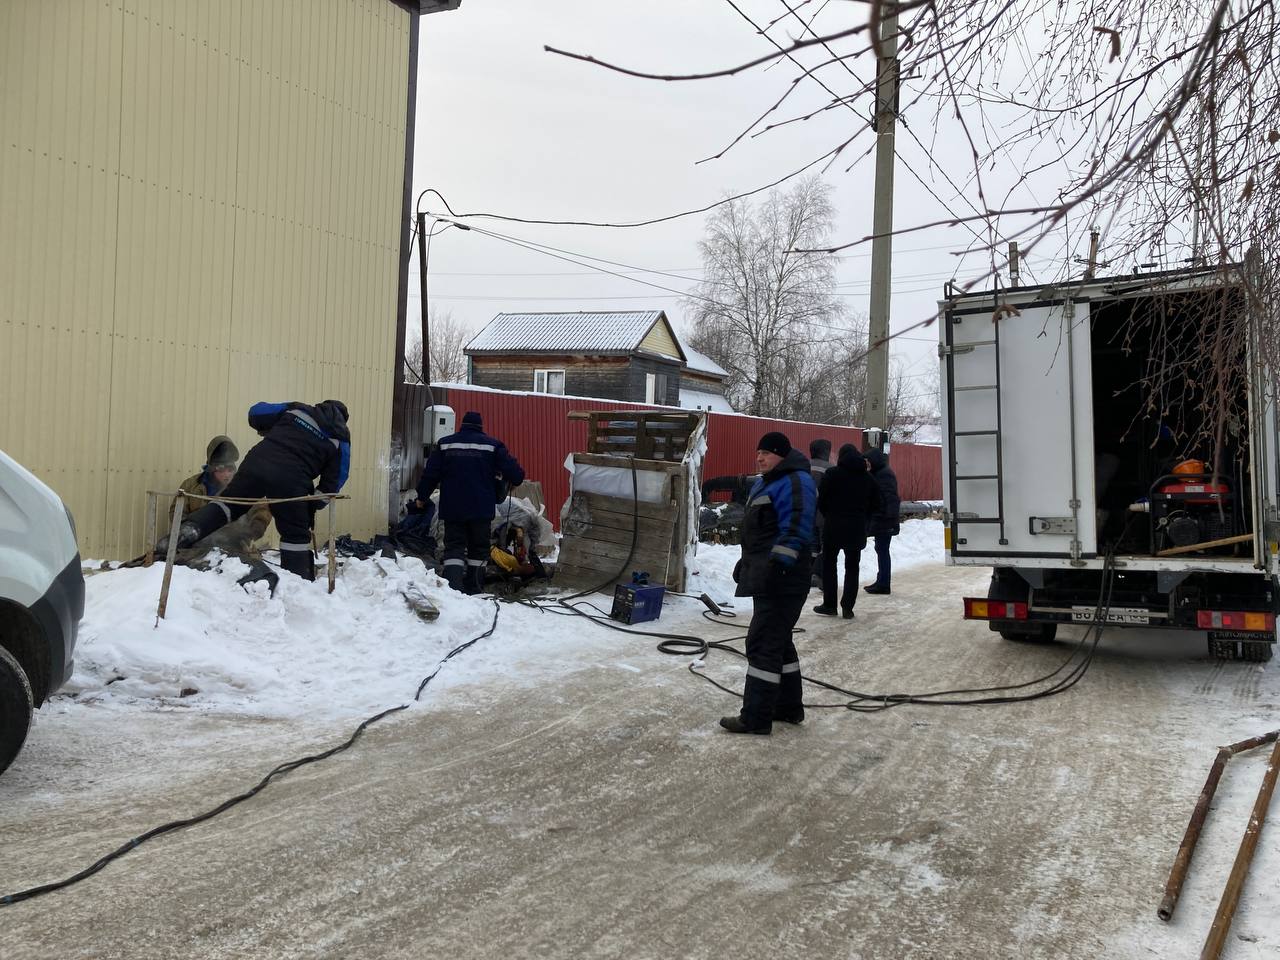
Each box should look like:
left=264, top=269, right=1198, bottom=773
left=611, top=572, right=666, bottom=625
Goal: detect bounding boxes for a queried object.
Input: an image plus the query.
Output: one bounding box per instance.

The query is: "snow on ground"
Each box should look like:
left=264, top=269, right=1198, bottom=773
left=688, top=518, right=944, bottom=604
left=56, top=519, right=943, bottom=727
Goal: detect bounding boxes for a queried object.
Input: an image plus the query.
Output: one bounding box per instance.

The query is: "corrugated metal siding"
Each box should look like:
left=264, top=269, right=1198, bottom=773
left=427, top=385, right=942, bottom=529
left=1, top=0, right=410, bottom=558
left=468, top=311, right=664, bottom=354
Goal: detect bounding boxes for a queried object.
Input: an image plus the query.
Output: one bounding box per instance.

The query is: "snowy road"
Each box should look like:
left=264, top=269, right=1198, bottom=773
left=4, top=557, right=1280, bottom=959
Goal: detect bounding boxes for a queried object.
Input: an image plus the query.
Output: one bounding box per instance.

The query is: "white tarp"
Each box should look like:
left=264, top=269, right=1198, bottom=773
left=563, top=455, right=669, bottom=504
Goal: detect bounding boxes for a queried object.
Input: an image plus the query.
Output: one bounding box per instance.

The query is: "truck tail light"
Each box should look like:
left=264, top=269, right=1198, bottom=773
left=1195, top=610, right=1276, bottom=632
left=964, top=598, right=1028, bottom=621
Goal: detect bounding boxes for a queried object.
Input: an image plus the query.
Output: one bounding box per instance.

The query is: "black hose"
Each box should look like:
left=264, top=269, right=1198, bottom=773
left=0, top=600, right=502, bottom=908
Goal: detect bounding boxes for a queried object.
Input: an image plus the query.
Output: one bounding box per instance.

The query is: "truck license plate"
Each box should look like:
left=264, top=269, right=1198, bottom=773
left=1071, top=606, right=1151, bottom=625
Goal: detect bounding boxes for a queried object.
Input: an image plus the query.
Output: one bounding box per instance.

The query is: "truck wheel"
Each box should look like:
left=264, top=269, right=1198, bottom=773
left=999, top=623, right=1058, bottom=643
left=1242, top=641, right=1274, bottom=663
left=0, top=646, right=34, bottom=776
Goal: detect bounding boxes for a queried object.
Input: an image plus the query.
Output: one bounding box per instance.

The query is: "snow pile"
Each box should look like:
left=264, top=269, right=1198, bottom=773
left=688, top=518, right=945, bottom=602
left=65, top=556, right=535, bottom=721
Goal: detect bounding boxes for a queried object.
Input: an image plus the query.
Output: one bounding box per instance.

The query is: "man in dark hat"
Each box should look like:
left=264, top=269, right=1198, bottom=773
left=415, top=410, right=525, bottom=594
left=173, top=435, right=240, bottom=521
left=722, top=431, right=817, bottom=735
left=156, top=400, right=351, bottom=582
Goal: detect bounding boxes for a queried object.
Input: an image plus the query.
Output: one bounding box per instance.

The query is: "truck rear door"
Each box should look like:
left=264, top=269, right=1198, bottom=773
left=1247, top=331, right=1278, bottom=572
left=943, top=297, right=1097, bottom=559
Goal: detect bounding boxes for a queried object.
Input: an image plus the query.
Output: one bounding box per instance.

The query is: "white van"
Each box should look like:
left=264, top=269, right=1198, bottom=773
left=0, top=450, right=84, bottom=774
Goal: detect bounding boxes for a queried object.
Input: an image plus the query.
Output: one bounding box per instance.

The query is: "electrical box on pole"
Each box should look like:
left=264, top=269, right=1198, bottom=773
left=862, top=4, right=900, bottom=445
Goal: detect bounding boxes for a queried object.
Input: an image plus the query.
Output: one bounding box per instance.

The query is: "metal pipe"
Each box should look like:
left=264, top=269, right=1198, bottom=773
left=1160, top=730, right=1280, bottom=922
left=1200, top=737, right=1280, bottom=960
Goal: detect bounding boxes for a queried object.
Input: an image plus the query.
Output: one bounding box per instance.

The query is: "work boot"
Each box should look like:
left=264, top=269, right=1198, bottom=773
left=444, top=566, right=467, bottom=593
left=775, top=667, right=804, bottom=725
left=155, top=521, right=201, bottom=555
left=719, top=674, right=777, bottom=735
left=842, top=608, right=856, bottom=620
left=279, top=548, right=316, bottom=581
left=812, top=604, right=838, bottom=617
left=864, top=584, right=890, bottom=595
left=466, top=565, right=486, bottom=596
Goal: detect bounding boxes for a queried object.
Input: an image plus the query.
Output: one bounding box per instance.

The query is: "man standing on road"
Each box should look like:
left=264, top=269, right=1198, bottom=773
left=723, top=432, right=817, bottom=736
left=808, top=439, right=833, bottom=590
left=157, top=400, right=351, bottom=582
left=814, top=443, right=881, bottom=619
left=415, top=411, right=525, bottom=595
left=864, top=447, right=901, bottom=596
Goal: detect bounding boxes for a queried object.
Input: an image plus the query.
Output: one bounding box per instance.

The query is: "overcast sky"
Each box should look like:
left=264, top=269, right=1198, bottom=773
left=409, top=1, right=1067, bottom=409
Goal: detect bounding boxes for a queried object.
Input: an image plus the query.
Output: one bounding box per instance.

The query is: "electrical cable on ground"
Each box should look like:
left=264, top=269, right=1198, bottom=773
left=0, top=600, right=502, bottom=908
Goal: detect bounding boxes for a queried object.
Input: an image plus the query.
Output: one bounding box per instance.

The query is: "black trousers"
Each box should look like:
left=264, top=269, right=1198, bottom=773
left=741, top=592, right=806, bottom=724
left=822, top=520, right=866, bottom=612
left=185, top=456, right=314, bottom=550
left=443, top=519, right=490, bottom=590
left=183, top=456, right=316, bottom=579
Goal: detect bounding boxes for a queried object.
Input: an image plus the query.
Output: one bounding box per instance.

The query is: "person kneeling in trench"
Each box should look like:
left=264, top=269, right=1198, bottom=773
left=723, top=431, right=817, bottom=735
left=156, top=400, right=351, bottom=581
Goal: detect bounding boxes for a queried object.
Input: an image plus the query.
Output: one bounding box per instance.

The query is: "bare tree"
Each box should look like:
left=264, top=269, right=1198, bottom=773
left=545, top=0, right=1280, bottom=452
left=406, top=307, right=470, bottom=386
left=687, top=176, right=855, bottom=419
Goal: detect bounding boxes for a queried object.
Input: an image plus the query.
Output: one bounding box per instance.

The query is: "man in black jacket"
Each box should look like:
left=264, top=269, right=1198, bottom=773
left=814, top=444, right=881, bottom=618
left=157, top=400, right=351, bottom=581
left=723, top=432, right=817, bottom=736
left=808, top=438, right=833, bottom=589
left=864, top=447, right=901, bottom=595
left=415, top=411, right=525, bottom=595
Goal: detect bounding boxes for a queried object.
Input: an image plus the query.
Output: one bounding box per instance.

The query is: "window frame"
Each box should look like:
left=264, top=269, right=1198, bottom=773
left=534, top=367, right=566, bottom=395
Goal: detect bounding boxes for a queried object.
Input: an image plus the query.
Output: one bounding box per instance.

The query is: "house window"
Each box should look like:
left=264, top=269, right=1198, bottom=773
left=534, top=368, right=566, bottom=395
left=645, top=372, right=668, bottom=404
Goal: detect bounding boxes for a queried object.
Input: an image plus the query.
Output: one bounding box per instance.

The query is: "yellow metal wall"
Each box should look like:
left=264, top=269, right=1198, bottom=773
left=0, top=0, right=410, bottom=558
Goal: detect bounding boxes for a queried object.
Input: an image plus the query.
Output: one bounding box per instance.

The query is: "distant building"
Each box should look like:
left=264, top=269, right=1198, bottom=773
left=466, top=311, right=688, bottom=405
left=677, top=344, right=734, bottom=413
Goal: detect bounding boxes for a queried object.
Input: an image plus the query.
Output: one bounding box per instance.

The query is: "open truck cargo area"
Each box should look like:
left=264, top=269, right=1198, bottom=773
left=940, top=267, right=1280, bottom=659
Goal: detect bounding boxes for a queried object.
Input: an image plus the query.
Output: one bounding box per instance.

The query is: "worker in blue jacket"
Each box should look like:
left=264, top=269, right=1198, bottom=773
left=724, top=431, right=817, bottom=735
left=415, top=411, right=525, bottom=594
left=157, top=400, right=351, bottom=581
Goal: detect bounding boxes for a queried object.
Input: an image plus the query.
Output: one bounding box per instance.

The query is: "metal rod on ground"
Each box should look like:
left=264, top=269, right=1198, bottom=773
left=1160, top=730, right=1280, bottom=921
left=156, top=493, right=185, bottom=623
left=143, top=493, right=158, bottom=568
left=1200, top=737, right=1280, bottom=960
left=327, top=498, right=337, bottom=594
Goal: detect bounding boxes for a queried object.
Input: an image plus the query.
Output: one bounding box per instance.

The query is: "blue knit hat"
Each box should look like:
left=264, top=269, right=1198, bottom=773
left=462, top=411, right=483, bottom=428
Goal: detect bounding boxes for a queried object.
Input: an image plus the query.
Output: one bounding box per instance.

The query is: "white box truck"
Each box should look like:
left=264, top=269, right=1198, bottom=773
left=940, top=268, right=1279, bottom=660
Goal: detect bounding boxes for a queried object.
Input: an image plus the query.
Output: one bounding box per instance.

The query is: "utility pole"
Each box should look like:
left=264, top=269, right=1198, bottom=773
left=863, top=3, right=899, bottom=449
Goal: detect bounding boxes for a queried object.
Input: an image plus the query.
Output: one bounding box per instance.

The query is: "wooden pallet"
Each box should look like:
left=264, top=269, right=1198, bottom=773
left=571, top=410, right=701, bottom=463
left=555, top=469, right=689, bottom=592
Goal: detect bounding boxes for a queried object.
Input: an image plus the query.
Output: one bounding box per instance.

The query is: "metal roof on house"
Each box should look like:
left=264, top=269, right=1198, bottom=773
left=679, top=342, right=729, bottom=379
left=467, top=311, right=676, bottom=356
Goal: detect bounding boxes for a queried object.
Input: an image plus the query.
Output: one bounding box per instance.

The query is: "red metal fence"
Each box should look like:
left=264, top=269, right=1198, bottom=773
left=427, top=384, right=942, bottom=528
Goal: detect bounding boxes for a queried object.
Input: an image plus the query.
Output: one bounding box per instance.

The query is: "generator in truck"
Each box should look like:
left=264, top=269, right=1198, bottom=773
left=939, top=267, right=1279, bottom=660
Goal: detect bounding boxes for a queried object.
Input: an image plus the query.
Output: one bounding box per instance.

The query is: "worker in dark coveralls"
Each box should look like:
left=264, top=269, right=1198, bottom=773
left=814, top=443, right=881, bottom=619
left=723, top=431, right=817, bottom=735
left=415, top=411, right=525, bottom=595
left=864, top=447, right=901, bottom=595
left=156, top=401, right=351, bottom=582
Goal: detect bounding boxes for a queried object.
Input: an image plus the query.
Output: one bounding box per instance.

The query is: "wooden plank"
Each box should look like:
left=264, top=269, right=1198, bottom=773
left=1157, top=533, right=1254, bottom=557
left=569, top=491, right=677, bottom=523
left=568, top=506, right=675, bottom=538
left=559, top=538, right=670, bottom=569
left=562, top=522, right=675, bottom=552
